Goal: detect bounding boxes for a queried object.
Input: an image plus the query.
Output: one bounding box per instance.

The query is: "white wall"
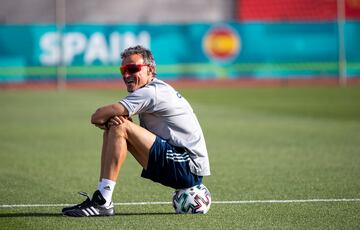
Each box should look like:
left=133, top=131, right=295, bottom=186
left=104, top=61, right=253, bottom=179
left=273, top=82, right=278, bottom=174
left=0, top=0, right=235, bottom=23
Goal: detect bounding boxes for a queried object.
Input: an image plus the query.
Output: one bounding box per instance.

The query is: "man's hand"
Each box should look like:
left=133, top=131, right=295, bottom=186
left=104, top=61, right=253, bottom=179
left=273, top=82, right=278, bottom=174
left=91, top=103, right=128, bottom=125
left=94, top=116, right=132, bottom=130
left=107, top=116, right=132, bottom=127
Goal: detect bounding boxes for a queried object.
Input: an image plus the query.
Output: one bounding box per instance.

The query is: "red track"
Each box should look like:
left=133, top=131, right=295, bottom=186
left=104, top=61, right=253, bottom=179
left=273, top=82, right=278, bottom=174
left=1, top=77, right=360, bottom=90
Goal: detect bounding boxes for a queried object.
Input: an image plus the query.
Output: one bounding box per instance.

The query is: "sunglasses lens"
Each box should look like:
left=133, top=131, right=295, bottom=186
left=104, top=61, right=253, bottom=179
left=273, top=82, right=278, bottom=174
left=127, top=66, right=141, bottom=74
left=120, top=65, right=142, bottom=75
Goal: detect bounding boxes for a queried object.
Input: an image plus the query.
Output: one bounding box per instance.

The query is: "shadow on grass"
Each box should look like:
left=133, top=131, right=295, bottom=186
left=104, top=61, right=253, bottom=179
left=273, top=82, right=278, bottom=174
left=0, top=212, right=176, bottom=218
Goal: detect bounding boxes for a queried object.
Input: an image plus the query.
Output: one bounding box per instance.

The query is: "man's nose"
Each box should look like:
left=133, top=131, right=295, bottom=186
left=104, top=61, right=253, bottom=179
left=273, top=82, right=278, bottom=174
left=122, top=72, right=131, bottom=78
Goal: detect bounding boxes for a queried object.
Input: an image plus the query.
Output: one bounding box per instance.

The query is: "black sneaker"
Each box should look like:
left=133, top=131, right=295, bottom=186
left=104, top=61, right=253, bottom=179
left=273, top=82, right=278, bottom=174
left=62, top=190, right=115, bottom=217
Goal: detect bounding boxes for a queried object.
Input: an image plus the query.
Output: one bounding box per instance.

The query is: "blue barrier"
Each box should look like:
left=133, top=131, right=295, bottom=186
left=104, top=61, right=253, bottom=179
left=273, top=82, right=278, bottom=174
left=0, top=22, right=359, bottom=82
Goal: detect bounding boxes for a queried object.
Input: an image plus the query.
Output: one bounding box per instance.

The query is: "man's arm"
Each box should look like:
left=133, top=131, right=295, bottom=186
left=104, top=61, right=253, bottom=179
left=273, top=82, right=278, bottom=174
left=91, top=103, right=129, bottom=125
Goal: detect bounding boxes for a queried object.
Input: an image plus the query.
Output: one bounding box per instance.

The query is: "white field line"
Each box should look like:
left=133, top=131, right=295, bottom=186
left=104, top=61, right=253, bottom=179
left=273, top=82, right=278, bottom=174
left=1, top=198, right=360, bottom=208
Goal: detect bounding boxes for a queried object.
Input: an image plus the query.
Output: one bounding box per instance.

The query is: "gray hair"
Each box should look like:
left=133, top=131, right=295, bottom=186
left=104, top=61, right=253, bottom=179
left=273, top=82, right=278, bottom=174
left=121, top=45, right=156, bottom=75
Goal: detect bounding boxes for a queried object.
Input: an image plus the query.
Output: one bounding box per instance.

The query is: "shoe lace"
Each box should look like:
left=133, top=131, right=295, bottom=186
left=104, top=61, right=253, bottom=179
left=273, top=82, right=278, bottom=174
left=76, top=192, right=92, bottom=207
left=79, top=191, right=91, bottom=199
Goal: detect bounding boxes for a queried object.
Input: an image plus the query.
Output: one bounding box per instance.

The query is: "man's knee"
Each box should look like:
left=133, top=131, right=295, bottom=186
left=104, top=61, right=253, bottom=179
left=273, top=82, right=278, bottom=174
left=108, top=122, right=129, bottom=139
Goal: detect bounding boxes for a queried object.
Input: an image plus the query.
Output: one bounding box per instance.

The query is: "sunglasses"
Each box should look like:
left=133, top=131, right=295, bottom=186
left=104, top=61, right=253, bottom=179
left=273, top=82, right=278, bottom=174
left=120, top=64, right=149, bottom=76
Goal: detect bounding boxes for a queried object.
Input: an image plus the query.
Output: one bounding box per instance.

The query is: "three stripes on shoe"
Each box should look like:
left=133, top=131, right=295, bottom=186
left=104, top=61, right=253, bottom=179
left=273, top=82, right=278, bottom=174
left=81, top=206, right=100, bottom=216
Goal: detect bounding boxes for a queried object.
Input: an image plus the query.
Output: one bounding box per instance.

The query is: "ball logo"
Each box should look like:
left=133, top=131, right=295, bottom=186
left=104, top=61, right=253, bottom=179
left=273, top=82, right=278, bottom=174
left=202, top=25, right=241, bottom=61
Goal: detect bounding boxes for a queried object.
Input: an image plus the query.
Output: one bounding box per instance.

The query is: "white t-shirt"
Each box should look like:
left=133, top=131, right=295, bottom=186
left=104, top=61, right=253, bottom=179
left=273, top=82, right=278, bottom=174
left=120, top=78, right=210, bottom=176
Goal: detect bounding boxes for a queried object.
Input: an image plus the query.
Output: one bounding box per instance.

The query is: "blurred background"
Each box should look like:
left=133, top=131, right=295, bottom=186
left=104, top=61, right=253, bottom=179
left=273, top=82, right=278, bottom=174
left=0, top=0, right=359, bottom=88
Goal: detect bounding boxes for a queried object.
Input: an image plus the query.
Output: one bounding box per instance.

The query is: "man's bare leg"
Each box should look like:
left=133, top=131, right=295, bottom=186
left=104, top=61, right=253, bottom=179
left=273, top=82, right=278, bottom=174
left=104, top=116, right=156, bottom=169
left=102, top=126, right=128, bottom=181
left=98, top=116, right=156, bottom=205
left=99, top=130, right=109, bottom=183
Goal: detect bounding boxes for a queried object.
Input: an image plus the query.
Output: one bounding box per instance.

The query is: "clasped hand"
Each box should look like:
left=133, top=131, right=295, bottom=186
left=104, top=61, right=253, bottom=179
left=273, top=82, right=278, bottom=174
left=95, top=116, right=132, bottom=130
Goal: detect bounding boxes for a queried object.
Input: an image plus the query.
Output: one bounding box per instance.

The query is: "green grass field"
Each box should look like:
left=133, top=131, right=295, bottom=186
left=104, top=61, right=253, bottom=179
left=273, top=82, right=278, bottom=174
left=0, top=86, right=360, bottom=229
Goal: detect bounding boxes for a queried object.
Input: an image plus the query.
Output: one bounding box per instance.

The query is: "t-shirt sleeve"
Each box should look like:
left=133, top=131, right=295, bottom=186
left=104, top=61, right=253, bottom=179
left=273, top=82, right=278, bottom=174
left=119, top=86, right=156, bottom=116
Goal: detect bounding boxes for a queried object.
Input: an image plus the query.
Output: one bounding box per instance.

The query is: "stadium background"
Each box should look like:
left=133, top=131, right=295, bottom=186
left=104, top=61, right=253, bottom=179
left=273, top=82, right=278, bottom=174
left=1, top=1, right=360, bottom=229
left=0, top=0, right=359, bottom=88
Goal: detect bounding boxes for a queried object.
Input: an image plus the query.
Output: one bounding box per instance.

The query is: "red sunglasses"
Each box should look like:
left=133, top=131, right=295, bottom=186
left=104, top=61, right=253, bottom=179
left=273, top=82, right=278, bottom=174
left=120, top=64, right=149, bottom=76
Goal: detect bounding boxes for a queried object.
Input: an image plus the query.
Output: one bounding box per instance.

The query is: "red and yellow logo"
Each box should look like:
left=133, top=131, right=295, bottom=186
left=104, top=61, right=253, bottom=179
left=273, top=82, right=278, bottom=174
left=202, top=25, right=241, bottom=61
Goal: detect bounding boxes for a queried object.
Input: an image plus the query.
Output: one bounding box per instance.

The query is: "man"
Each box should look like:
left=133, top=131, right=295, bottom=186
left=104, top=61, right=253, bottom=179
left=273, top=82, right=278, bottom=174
left=62, top=45, right=210, bottom=217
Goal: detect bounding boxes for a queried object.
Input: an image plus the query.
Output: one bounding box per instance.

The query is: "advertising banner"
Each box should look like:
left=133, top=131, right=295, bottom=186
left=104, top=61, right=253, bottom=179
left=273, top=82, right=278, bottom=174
left=0, top=22, right=359, bottom=82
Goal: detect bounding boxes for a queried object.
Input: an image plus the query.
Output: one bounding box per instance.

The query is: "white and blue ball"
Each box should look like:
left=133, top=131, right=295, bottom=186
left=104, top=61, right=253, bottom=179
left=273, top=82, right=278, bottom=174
left=172, top=184, right=211, bottom=214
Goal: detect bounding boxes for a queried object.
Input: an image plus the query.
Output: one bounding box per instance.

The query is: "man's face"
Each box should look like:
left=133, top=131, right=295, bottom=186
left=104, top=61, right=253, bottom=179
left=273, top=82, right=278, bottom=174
left=121, top=54, right=154, bottom=92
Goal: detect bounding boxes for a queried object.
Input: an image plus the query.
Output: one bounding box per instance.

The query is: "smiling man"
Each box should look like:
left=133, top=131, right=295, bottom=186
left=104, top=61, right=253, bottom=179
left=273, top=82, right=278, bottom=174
left=62, top=45, right=211, bottom=217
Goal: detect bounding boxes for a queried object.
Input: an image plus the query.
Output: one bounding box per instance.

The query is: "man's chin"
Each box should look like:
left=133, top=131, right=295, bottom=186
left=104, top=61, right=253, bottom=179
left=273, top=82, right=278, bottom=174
left=126, top=86, right=135, bottom=93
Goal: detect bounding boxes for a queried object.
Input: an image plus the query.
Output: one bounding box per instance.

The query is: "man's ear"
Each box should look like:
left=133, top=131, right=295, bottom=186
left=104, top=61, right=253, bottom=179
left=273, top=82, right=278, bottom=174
left=148, top=66, right=155, bottom=75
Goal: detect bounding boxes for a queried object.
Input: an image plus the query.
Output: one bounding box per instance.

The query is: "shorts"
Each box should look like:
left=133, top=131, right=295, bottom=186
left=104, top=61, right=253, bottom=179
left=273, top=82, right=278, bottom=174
left=141, top=136, right=203, bottom=189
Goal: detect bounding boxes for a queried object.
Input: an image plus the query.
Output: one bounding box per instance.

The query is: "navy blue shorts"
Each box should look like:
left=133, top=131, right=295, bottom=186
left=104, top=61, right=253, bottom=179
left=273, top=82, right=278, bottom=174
left=141, top=136, right=202, bottom=189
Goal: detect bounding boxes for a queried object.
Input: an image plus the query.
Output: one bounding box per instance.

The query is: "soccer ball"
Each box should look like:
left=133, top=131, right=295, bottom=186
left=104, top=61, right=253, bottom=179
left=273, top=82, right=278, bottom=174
left=172, top=184, right=211, bottom=214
